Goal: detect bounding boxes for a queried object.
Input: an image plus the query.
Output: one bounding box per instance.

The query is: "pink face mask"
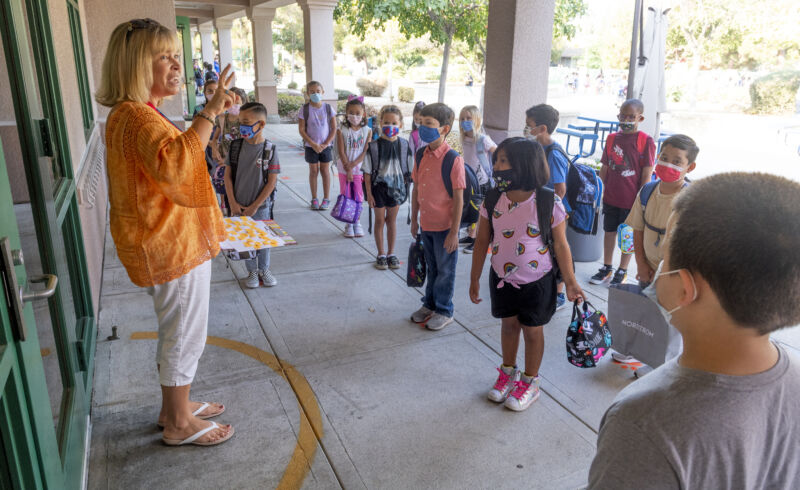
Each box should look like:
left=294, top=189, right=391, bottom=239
left=655, top=161, right=684, bottom=182
left=347, top=114, right=363, bottom=126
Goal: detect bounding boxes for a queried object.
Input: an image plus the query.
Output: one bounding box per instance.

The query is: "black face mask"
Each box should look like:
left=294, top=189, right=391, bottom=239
left=492, top=169, right=520, bottom=192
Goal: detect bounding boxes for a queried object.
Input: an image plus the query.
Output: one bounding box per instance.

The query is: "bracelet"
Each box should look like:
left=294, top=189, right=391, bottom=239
left=194, top=111, right=215, bottom=126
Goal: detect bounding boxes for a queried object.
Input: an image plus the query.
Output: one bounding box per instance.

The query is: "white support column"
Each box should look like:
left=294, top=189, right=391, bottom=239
left=199, top=22, right=215, bottom=67
left=214, top=18, right=235, bottom=75
left=298, top=0, right=338, bottom=105
left=483, top=0, right=555, bottom=143
left=248, top=7, right=280, bottom=122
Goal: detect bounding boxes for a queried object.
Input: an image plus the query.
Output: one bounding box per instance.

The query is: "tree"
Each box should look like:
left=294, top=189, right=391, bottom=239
left=273, top=5, right=305, bottom=84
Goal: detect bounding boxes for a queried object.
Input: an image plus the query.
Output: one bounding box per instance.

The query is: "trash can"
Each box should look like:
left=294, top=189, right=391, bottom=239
left=567, top=225, right=604, bottom=262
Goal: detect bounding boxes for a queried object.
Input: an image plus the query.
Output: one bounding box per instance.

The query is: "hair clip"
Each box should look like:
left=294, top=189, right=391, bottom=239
left=347, top=95, right=364, bottom=103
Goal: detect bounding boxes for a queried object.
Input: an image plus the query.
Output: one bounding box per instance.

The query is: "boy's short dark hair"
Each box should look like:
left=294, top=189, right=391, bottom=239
left=420, top=103, right=455, bottom=131
left=662, top=134, right=700, bottom=163
left=307, top=80, right=322, bottom=91
left=493, top=137, right=550, bottom=191
left=240, top=102, right=267, bottom=120
left=621, top=98, right=644, bottom=114
left=525, top=104, right=560, bottom=134
left=669, top=172, right=800, bottom=334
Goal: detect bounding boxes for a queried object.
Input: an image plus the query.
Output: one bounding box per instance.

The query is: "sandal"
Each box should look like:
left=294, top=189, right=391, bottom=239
left=162, top=421, right=235, bottom=447
left=157, top=401, right=224, bottom=430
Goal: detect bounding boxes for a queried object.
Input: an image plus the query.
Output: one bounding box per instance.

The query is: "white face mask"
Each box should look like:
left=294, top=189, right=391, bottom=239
left=641, top=261, right=697, bottom=324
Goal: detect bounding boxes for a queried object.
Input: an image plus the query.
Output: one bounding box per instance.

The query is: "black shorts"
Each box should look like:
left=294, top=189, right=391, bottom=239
left=371, top=182, right=400, bottom=208
left=602, top=203, right=631, bottom=233
left=489, top=269, right=557, bottom=326
left=305, top=146, right=333, bottom=164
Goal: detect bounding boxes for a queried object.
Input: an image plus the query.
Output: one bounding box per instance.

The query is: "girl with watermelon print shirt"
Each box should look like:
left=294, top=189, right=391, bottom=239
left=469, top=137, right=584, bottom=412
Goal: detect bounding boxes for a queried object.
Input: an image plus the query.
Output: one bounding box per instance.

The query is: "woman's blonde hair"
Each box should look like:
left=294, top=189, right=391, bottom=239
left=459, top=105, right=483, bottom=141
left=95, top=19, right=180, bottom=107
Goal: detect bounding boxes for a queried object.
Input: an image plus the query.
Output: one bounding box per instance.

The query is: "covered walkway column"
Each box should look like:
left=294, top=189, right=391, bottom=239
left=483, top=0, right=555, bottom=143
left=215, top=17, right=234, bottom=74
left=199, top=22, right=215, bottom=68
left=298, top=0, right=337, bottom=105
left=248, top=6, right=280, bottom=122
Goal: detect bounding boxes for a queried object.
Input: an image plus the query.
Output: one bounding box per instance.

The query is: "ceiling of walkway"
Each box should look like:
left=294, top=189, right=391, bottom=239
left=175, top=0, right=295, bottom=25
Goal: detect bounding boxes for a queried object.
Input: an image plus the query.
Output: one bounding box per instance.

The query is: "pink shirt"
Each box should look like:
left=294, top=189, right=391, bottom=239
left=479, top=191, right=567, bottom=288
left=411, top=142, right=466, bottom=232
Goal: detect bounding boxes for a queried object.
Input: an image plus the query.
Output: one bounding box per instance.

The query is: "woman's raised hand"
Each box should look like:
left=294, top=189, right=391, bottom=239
left=204, top=64, right=236, bottom=117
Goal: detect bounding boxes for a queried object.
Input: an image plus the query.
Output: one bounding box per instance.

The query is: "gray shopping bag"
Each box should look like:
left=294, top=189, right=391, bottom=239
left=607, top=283, right=683, bottom=368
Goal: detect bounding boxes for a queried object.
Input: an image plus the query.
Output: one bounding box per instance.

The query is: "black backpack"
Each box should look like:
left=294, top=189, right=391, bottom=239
left=483, top=186, right=561, bottom=281
left=414, top=146, right=483, bottom=225
left=364, top=138, right=411, bottom=234
left=228, top=138, right=278, bottom=219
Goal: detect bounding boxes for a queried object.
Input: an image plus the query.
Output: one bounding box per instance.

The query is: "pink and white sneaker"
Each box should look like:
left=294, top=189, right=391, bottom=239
left=488, top=366, right=519, bottom=403
left=504, top=376, right=540, bottom=411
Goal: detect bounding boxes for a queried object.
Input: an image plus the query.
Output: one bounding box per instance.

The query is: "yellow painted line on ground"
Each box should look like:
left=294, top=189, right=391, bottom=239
left=131, top=331, right=323, bottom=489
left=40, top=348, right=51, bottom=357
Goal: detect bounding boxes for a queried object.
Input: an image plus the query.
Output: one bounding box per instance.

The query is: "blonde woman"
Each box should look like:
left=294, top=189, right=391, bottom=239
left=97, top=18, right=235, bottom=446
left=458, top=105, right=497, bottom=253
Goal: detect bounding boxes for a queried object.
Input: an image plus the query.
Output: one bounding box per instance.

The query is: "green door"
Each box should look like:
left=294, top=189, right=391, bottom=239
left=0, top=0, right=95, bottom=488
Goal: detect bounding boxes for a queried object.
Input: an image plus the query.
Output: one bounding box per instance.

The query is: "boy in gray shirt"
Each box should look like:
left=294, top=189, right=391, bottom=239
left=589, top=172, right=800, bottom=489
left=224, top=102, right=280, bottom=289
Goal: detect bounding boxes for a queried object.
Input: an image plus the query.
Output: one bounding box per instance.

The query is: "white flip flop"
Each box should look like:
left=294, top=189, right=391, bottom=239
left=157, top=401, right=225, bottom=430
left=162, top=421, right=235, bottom=447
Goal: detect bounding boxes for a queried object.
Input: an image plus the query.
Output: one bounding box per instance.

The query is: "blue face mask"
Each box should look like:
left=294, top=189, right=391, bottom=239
left=239, top=122, right=262, bottom=140
left=460, top=120, right=473, bottom=132
left=382, top=125, right=399, bottom=138
left=418, top=124, right=442, bottom=144
left=309, top=93, right=322, bottom=104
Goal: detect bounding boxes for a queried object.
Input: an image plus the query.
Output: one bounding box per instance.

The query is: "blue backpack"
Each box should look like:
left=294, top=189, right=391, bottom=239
left=414, top=147, right=483, bottom=225
left=638, top=179, right=689, bottom=246
left=565, top=163, right=603, bottom=235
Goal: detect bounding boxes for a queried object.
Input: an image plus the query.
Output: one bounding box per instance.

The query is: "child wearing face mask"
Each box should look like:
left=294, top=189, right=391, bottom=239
left=336, top=96, right=372, bottom=238
left=363, top=105, right=412, bottom=270
left=223, top=102, right=281, bottom=289
left=458, top=105, right=497, bottom=253
left=409, top=101, right=427, bottom=156
left=469, top=137, right=584, bottom=412
left=299, top=80, right=337, bottom=210
left=212, top=87, right=247, bottom=165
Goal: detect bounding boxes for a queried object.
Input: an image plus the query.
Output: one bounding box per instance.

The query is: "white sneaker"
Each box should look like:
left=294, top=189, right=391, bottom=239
left=612, top=352, right=638, bottom=364
left=425, top=313, right=453, bottom=331
left=504, top=375, right=541, bottom=411
left=343, top=224, right=355, bottom=238
left=260, top=269, right=277, bottom=287
left=245, top=270, right=260, bottom=289
left=410, top=306, right=434, bottom=324
left=353, top=223, right=364, bottom=237
left=488, top=366, right=519, bottom=403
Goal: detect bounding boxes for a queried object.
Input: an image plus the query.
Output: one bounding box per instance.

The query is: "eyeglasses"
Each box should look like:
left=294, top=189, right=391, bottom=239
left=126, top=18, right=159, bottom=38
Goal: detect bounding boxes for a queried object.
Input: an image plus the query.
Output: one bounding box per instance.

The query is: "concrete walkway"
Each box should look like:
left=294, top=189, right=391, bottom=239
left=88, top=124, right=800, bottom=489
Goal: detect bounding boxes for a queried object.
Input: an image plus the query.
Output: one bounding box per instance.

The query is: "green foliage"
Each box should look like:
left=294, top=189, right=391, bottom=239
left=273, top=5, right=304, bottom=54
left=287, top=81, right=298, bottom=90
left=396, top=51, right=426, bottom=72
left=277, top=94, right=304, bottom=117
left=356, top=78, right=388, bottom=97
left=749, top=71, right=800, bottom=114
left=553, top=0, right=588, bottom=41
left=335, top=89, right=355, bottom=100
left=246, top=91, right=255, bottom=103
left=397, top=86, right=415, bottom=103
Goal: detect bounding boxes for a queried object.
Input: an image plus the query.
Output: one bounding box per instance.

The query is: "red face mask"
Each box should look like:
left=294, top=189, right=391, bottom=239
left=655, top=161, right=684, bottom=182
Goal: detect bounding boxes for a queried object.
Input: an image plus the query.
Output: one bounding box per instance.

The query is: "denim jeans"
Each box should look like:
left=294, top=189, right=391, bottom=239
left=420, top=229, right=458, bottom=317
left=245, top=201, right=272, bottom=273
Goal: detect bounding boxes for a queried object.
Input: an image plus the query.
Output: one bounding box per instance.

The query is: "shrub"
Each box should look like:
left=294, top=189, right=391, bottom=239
left=287, top=81, right=298, bottom=90
left=246, top=91, right=255, bottom=103
left=356, top=77, right=387, bottom=97
left=335, top=89, right=354, bottom=100
left=398, top=86, right=415, bottom=103
left=749, top=71, right=800, bottom=114
left=277, top=93, right=304, bottom=117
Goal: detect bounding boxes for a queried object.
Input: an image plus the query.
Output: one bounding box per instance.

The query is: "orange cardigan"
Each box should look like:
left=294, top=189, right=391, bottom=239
left=105, top=102, right=225, bottom=287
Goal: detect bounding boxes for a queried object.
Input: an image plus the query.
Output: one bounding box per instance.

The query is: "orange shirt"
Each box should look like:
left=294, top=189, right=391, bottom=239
left=105, top=102, right=225, bottom=287
left=411, top=142, right=466, bottom=232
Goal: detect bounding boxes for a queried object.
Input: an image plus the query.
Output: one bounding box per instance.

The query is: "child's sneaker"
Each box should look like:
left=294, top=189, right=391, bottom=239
left=425, top=312, right=453, bottom=331
left=590, top=265, right=614, bottom=285
left=343, top=224, right=355, bottom=238
left=556, top=292, right=567, bottom=310
left=410, top=306, right=434, bottom=323
left=353, top=223, right=364, bottom=237
left=387, top=255, right=400, bottom=269
left=459, top=236, right=474, bottom=245
left=488, top=366, right=520, bottom=403
left=310, top=198, right=320, bottom=210
left=260, top=269, right=277, bottom=287
left=463, top=242, right=475, bottom=254
left=610, top=268, right=627, bottom=286
left=375, top=256, right=388, bottom=270
left=245, top=270, right=260, bottom=289
left=504, top=375, right=540, bottom=412
left=611, top=352, right=639, bottom=364
left=319, top=198, right=330, bottom=210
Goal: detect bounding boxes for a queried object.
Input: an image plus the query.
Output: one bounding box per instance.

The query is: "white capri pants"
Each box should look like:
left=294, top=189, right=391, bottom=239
left=147, top=260, right=212, bottom=386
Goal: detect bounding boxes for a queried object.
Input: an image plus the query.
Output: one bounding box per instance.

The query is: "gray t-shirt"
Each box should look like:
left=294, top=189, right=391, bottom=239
left=227, top=139, right=280, bottom=208
left=589, top=343, right=800, bottom=489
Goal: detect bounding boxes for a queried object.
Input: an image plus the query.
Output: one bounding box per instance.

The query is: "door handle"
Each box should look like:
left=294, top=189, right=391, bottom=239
left=21, top=274, right=58, bottom=302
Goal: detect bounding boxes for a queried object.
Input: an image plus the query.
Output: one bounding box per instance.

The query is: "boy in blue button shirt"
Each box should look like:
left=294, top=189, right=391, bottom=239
left=524, top=104, right=570, bottom=309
